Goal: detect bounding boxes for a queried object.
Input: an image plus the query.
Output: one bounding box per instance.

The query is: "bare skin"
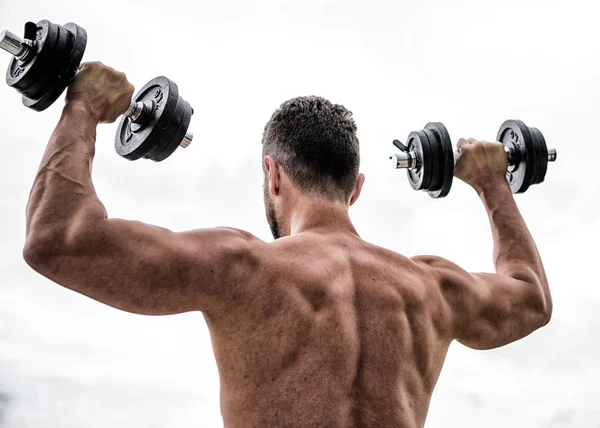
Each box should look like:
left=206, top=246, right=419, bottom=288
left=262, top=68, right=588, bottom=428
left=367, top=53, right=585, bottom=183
left=23, top=63, right=552, bottom=428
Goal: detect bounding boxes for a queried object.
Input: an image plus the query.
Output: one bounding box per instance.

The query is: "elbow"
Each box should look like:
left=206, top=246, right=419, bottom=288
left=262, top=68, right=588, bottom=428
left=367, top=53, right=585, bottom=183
left=23, top=220, right=86, bottom=270
left=533, top=283, right=552, bottom=327
left=538, top=277, right=552, bottom=327
left=23, top=242, right=49, bottom=272
left=522, top=280, right=552, bottom=329
left=23, top=221, right=100, bottom=274
left=23, top=237, right=62, bottom=273
left=540, top=294, right=553, bottom=326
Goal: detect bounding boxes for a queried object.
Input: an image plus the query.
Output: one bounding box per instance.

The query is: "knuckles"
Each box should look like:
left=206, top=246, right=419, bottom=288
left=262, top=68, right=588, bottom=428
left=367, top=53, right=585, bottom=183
left=75, top=62, right=135, bottom=118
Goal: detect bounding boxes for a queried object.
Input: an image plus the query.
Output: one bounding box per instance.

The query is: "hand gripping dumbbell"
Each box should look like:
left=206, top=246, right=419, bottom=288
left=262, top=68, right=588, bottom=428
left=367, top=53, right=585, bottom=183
left=389, top=121, right=557, bottom=198
left=0, top=20, right=193, bottom=162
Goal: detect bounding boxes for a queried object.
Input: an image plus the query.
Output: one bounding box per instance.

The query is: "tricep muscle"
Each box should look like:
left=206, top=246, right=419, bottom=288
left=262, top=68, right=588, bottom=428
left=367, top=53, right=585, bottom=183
left=25, top=219, right=261, bottom=315
left=413, top=256, right=549, bottom=350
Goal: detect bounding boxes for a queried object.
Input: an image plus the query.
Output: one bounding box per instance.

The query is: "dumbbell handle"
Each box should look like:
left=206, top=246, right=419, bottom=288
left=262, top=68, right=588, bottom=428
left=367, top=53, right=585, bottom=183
left=124, top=101, right=146, bottom=122
left=455, top=146, right=557, bottom=166
left=391, top=146, right=557, bottom=169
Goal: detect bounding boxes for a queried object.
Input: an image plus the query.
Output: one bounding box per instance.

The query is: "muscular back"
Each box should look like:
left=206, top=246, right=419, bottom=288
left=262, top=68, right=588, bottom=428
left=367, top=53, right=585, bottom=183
left=204, top=233, right=453, bottom=428
left=25, top=211, right=549, bottom=427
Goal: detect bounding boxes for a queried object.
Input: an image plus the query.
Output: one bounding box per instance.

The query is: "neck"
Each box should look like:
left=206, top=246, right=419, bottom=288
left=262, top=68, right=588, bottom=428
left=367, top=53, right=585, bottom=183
left=288, top=195, right=359, bottom=237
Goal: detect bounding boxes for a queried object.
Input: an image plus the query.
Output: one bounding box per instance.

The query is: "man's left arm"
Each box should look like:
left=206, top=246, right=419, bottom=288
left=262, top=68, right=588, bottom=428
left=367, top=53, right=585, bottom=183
left=23, top=63, right=261, bottom=315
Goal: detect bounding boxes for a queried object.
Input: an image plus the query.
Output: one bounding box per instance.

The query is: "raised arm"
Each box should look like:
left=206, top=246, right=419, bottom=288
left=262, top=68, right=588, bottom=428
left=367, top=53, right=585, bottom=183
left=22, top=62, right=261, bottom=315
left=415, top=139, right=552, bottom=350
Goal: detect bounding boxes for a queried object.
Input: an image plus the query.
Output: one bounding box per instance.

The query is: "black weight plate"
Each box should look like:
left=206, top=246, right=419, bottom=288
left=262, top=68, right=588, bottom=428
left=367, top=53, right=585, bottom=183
left=21, top=24, right=72, bottom=107
left=530, top=126, right=542, bottom=187
left=425, top=122, right=454, bottom=199
left=26, top=23, right=71, bottom=98
left=523, top=122, right=542, bottom=189
left=140, top=83, right=192, bottom=161
left=406, top=130, right=432, bottom=191
left=531, top=127, right=548, bottom=185
left=151, top=98, right=193, bottom=162
left=423, top=128, right=443, bottom=192
left=142, top=92, right=186, bottom=160
left=6, top=20, right=59, bottom=97
left=420, top=131, right=433, bottom=192
left=23, top=23, right=87, bottom=112
left=497, top=120, right=535, bottom=193
left=115, top=76, right=180, bottom=160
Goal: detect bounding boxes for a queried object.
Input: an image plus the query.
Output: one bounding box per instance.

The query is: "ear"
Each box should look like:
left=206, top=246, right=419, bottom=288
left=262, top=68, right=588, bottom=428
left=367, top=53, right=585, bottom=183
left=263, top=155, right=280, bottom=196
left=349, top=173, right=365, bottom=206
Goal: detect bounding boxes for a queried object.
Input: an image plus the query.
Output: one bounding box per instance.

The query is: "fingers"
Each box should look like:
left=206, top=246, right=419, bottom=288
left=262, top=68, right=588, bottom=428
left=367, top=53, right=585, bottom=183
left=458, top=138, right=494, bottom=152
left=79, top=62, right=130, bottom=82
left=78, top=61, right=105, bottom=72
left=116, top=70, right=128, bottom=84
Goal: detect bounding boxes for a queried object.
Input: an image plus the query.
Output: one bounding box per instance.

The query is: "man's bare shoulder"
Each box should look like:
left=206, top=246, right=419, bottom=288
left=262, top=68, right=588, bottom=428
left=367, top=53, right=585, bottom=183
left=182, top=227, right=268, bottom=262
left=410, top=255, right=470, bottom=288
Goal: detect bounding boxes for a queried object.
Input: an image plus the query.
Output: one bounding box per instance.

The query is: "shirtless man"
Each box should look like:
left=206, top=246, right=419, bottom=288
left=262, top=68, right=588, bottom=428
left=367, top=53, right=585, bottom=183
left=23, top=63, right=552, bottom=428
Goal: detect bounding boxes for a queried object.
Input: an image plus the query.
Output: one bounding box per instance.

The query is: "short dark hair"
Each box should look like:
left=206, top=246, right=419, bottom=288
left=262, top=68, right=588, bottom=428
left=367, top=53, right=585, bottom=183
left=262, top=96, right=360, bottom=201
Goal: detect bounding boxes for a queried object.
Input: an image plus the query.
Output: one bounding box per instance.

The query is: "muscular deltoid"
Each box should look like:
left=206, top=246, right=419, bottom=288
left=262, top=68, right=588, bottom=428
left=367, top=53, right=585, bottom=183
left=22, top=63, right=551, bottom=428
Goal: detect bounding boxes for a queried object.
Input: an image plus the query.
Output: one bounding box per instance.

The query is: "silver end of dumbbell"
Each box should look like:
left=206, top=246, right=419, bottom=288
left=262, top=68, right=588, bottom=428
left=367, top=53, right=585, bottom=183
left=390, top=151, right=417, bottom=169
left=180, top=131, right=193, bottom=148
left=0, top=30, right=24, bottom=56
left=390, top=140, right=417, bottom=169
left=1, top=25, right=36, bottom=62
left=548, top=148, right=557, bottom=162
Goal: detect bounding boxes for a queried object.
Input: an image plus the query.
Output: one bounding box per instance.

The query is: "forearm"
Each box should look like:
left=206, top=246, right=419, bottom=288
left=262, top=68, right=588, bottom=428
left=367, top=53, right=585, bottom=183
left=25, top=101, right=107, bottom=253
left=479, top=181, right=549, bottom=297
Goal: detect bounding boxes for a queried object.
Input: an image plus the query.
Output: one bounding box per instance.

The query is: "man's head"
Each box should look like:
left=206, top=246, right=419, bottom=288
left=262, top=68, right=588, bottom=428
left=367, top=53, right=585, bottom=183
left=261, top=96, right=364, bottom=239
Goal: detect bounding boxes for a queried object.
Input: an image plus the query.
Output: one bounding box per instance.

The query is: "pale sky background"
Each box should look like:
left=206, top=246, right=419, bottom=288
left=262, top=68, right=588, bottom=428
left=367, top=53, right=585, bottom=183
left=0, top=0, right=599, bottom=427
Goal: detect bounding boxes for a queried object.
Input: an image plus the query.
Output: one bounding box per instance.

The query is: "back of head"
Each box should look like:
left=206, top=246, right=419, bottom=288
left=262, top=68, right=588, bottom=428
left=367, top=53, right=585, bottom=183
left=262, top=96, right=360, bottom=202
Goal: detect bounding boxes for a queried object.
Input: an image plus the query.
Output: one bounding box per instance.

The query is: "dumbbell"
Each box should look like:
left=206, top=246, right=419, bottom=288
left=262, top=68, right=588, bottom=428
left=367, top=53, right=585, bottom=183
left=390, top=120, right=557, bottom=198
left=0, top=20, right=193, bottom=162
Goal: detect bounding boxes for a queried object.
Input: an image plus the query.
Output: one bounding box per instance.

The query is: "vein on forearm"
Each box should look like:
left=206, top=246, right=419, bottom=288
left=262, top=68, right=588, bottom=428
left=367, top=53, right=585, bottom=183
left=26, top=107, right=107, bottom=243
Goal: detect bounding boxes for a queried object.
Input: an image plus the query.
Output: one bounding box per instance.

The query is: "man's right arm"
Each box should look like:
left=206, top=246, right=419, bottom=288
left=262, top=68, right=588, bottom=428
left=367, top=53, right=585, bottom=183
left=414, top=139, right=552, bottom=350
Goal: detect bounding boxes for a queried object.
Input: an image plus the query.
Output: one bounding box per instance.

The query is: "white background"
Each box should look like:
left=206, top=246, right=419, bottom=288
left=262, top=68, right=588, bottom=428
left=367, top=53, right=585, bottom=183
left=0, top=0, right=598, bottom=427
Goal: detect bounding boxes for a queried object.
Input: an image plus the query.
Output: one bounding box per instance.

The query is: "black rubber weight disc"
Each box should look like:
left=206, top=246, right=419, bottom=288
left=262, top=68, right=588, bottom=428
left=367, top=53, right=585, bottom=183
left=531, top=127, right=548, bottom=185
left=141, top=93, right=186, bottom=160
left=28, top=24, right=71, bottom=99
left=497, top=120, right=535, bottom=193
left=529, top=126, right=542, bottom=187
left=115, top=76, right=180, bottom=160
left=406, top=130, right=432, bottom=191
left=6, top=20, right=59, bottom=98
left=25, top=22, right=71, bottom=103
left=423, top=128, right=443, bottom=192
left=152, top=98, right=193, bottom=162
left=23, top=23, right=87, bottom=112
left=425, top=122, right=453, bottom=198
